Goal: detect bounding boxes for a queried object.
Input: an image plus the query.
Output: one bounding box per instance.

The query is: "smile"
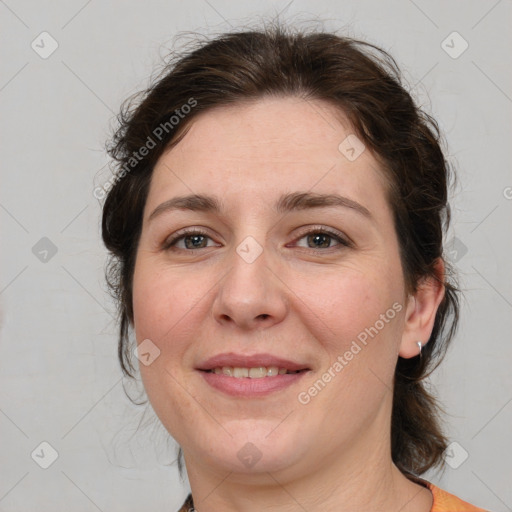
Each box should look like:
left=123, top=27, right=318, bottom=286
left=198, top=368, right=310, bottom=397
left=206, top=366, right=303, bottom=378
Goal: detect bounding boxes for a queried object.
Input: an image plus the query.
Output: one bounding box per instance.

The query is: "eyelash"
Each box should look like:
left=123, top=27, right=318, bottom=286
left=162, top=226, right=352, bottom=252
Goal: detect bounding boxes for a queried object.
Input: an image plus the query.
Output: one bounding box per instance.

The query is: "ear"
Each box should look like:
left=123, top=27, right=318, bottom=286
left=399, top=259, right=446, bottom=359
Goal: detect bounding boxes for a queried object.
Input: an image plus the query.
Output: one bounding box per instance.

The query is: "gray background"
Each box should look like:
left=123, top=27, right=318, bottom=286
left=1, top=0, right=511, bottom=510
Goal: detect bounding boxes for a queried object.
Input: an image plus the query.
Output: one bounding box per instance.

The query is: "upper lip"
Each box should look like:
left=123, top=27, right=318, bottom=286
left=197, top=352, right=310, bottom=372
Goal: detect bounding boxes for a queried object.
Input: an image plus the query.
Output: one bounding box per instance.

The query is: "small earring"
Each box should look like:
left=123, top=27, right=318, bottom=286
left=416, top=341, right=422, bottom=358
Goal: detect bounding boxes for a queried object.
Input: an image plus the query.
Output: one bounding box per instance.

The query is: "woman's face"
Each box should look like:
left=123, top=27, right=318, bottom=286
left=132, top=96, right=413, bottom=478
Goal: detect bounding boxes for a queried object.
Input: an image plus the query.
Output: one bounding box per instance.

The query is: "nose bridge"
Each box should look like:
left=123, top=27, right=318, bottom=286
left=212, top=232, right=287, bottom=329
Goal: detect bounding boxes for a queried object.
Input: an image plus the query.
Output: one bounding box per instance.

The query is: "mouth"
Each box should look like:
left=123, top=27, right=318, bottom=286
left=196, top=353, right=311, bottom=397
left=201, top=366, right=307, bottom=378
left=196, top=352, right=311, bottom=375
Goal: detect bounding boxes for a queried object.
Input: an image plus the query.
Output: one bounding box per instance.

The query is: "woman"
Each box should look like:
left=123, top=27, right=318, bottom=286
left=101, top=22, right=490, bottom=511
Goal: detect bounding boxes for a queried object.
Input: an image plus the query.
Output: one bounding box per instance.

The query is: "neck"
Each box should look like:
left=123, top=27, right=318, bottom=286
left=183, top=397, right=433, bottom=512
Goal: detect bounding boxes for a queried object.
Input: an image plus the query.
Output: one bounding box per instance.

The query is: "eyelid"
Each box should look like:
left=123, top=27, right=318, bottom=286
left=162, top=224, right=353, bottom=251
left=290, top=224, right=353, bottom=249
left=161, top=226, right=216, bottom=250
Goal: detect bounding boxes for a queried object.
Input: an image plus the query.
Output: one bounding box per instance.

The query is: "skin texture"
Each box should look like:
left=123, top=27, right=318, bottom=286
left=132, top=96, right=445, bottom=511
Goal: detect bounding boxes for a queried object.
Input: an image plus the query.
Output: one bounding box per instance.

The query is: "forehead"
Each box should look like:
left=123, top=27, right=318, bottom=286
left=146, top=96, right=391, bottom=218
left=167, top=96, right=355, bottom=163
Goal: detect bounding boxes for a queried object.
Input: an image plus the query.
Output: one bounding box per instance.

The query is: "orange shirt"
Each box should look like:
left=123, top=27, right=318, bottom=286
left=423, top=479, right=489, bottom=511
left=177, top=479, right=490, bottom=511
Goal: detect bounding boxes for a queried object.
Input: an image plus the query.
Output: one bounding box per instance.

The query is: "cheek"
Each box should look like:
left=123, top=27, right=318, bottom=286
left=285, top=273, right=404, bottom=452
left=131, top=260, right=208, bottom=439
left=295, top=265, right=405, bottom=412
left=292, top=264, right=404, bottom=354
left=293, top=269, right=404, bottom=428
left=132, top=260, right=203, bottom=347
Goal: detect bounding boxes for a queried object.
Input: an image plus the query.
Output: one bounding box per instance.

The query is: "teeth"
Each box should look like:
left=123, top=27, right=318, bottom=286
left=210, top=366, right=301, bottom=378
left=249, top=367, right=265, bottom=378
left=233, top=367, right=249, bottom=378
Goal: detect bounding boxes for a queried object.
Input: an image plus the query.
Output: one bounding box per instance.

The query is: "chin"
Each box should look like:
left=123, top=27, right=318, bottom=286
left=192, top=426, right=308, bottom=475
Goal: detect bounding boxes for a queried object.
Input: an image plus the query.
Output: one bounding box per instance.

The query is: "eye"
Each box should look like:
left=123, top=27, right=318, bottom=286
left=162, top=226, right=352, bottom=252
left=292, top=226, right=351, bottom=250
left=162, top=228, right=217, bottom=251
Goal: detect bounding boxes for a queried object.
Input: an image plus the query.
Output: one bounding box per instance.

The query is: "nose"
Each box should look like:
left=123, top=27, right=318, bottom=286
left=211, top=240, right=288, bottom=331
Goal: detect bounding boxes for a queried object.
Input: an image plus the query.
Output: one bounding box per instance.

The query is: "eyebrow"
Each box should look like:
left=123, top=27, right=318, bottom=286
left=148, top=191, right=372, bottom=222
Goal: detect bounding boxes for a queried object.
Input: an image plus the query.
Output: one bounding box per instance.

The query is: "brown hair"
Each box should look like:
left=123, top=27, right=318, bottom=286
left=102, top=20, right=459, bottom=479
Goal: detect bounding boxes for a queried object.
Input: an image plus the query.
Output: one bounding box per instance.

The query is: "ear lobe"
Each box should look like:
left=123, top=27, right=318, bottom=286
left=399, top=259, right=446, bottom=359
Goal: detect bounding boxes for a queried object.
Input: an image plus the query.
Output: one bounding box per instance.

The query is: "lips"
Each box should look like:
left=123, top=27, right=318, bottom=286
left=196, top=352, right=312, bottom=397
left=196, top=352, right=310, bottom=373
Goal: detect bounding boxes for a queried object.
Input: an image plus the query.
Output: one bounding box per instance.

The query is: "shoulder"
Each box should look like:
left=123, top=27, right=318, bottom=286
left=421, top=479, right=490, bottom=512
left=176, top=484, right=492, bottom=512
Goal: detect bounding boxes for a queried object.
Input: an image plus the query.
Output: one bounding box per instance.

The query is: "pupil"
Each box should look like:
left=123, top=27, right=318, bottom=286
left=186, top=235, right=206, bottom=249
left=309, top=233, right=330, bottom=248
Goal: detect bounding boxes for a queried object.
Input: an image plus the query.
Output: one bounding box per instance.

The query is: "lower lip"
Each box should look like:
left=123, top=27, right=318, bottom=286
left=198, top=370, right=309, bottom=397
